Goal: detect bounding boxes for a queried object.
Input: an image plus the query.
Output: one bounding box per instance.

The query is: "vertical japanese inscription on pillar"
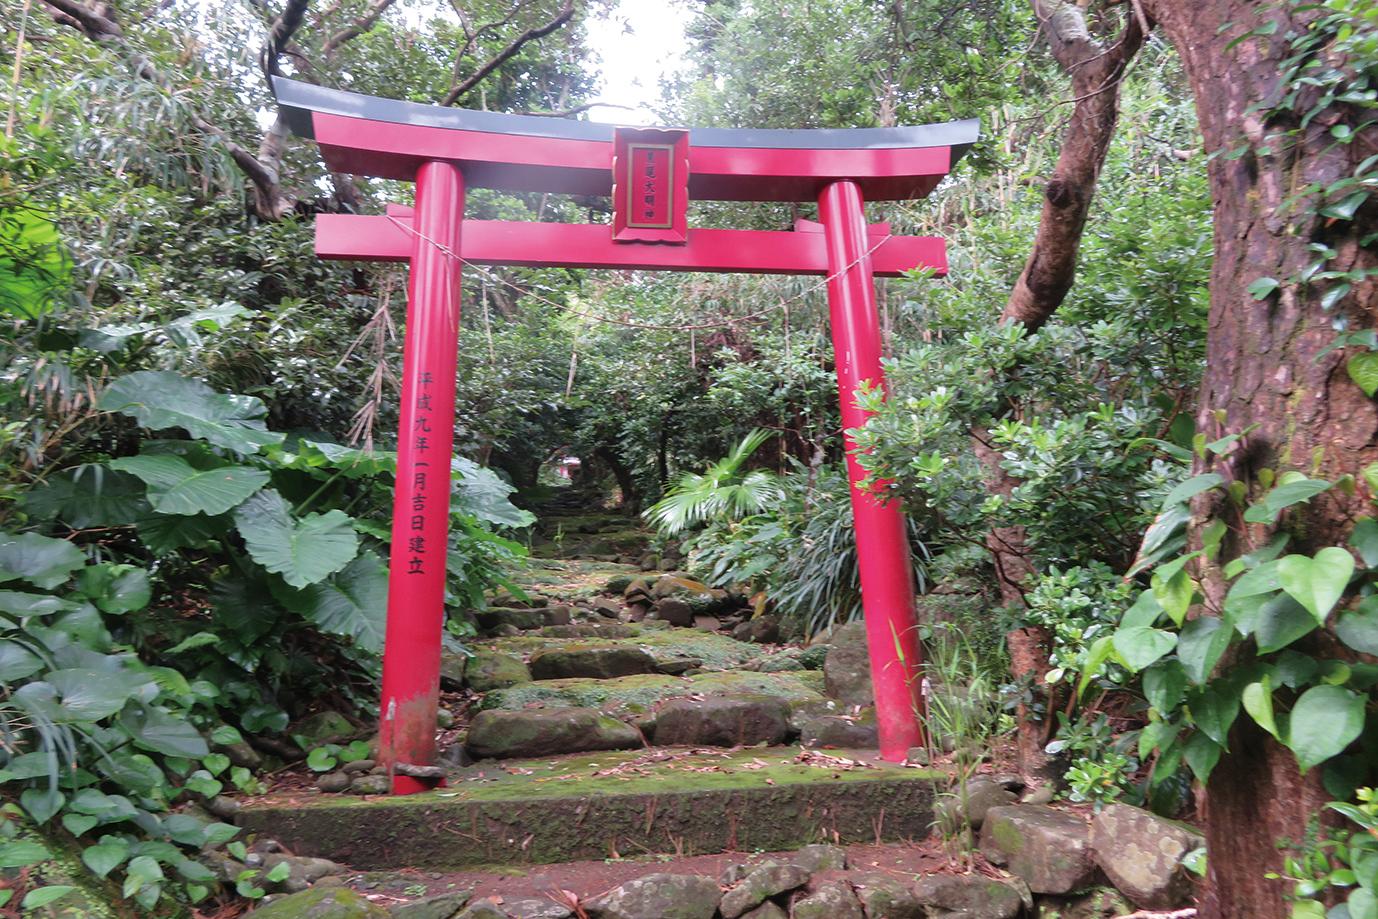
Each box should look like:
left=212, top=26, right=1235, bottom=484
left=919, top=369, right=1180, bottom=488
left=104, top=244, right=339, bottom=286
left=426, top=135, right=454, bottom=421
left=405, top=372, right=435, bottom=576
left=612, top=127, right=689, bottom=244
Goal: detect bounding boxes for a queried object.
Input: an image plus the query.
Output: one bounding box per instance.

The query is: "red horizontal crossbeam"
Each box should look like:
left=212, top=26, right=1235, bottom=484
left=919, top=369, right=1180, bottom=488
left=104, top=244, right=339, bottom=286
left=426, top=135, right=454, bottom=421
left=315, top=215, right=947, bottom=278
left=312, top=113, right=952, bottom=202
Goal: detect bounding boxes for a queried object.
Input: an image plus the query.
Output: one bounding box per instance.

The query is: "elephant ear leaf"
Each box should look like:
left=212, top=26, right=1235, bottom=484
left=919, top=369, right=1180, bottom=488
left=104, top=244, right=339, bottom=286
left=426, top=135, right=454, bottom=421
left=98, top=371, right=285, bottom=455
left=234, top=490, right=358, bottom=589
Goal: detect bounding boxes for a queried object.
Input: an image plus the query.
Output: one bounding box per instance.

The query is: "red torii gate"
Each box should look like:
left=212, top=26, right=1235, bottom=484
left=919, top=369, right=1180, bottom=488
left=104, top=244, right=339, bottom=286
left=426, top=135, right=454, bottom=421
left=273, top=78, right=978, bottom=794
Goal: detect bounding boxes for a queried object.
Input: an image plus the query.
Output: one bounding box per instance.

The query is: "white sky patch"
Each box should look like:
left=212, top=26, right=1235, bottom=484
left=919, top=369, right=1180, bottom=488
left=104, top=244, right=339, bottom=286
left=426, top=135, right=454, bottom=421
left=583, top=1, right=692, bottom=126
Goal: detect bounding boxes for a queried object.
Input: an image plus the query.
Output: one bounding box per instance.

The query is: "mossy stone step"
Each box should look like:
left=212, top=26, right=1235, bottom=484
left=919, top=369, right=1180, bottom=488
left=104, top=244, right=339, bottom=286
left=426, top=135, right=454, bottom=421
left=476, top=668, right=830, bottom=718
left=476, top=627, right=766, bottom=672
left=237, top=748, right=941, bottom=870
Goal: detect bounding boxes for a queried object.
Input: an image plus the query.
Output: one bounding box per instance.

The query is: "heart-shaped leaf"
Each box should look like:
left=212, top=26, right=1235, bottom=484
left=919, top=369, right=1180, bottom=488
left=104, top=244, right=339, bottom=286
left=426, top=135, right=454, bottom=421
left=1242, top=677, right=1279, bottom=739
left=81, top=839, right=129, bottom=878
left=1285, top=684, right=1365, bottom=773
left=1143, top=660, right=1189, bottom=714
left=111, top=455, right=268, bottom=517
left=234, top=490, right=358, bottom=589
left=1349, top=352, right=1378, bottom=398
left=1178, top=617, right=1233, bottom=684
left=1351, top=517, right=1378, bottom=567
left=0, top=533, right=85, bottom=589
left=1337, top=597, right=1378, bottom=655
left=1279, top=547, right=1355, bottom=625
left=1112, top=626, right=1178, bottom=673
left=99, top=371, right=284, bottom=455
left=1255, top=595, right=1319, bottom=654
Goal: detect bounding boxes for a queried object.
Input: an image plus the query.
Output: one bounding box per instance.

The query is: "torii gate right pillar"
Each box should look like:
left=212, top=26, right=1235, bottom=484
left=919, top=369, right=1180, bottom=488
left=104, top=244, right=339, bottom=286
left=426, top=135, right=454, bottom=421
left=819, top=180, right=924, bottom=759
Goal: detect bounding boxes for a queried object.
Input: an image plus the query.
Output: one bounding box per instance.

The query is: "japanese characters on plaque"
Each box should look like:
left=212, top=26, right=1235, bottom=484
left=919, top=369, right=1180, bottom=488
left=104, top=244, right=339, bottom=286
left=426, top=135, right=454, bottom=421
left=405, top=371, right=435, bottom=576
left=612, top=127, right=689, bottom=244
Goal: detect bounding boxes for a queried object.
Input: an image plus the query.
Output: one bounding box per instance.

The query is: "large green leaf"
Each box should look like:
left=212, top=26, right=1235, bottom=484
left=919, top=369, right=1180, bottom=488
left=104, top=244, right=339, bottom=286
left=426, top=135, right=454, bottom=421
left=234, top=489, right=358, bottom=589
left=1112, top=626, right=1178, bottom=672
left=0, top=640, right=44, bottom=682
left=12, top=668, right=155, bottom=723
left=1243, top=479, right=1335, bottom=525
left=1337, top=597, right=1378, bottom=656
left=136, top=512, right=227, bottom=555
left=1255, top=595, right=1319, bottom=654
left=1285, top=685, right=1366, bottom=773
left=1188, top=681, right=1242, bottom=748
left=22, top=466, right=149, bottom=529
left=110, top=455, right=267, bottom=517
left=1177, top=617, right=1232, bottom=684
left=0, top=205, right=70, bottom=319
left=0, top=532, right=85, bottom=589
left=98, top=371, right=284, bottom=455
left=1278, top=547, right=1356, bottom=625
left=452, top=457, right=536, bottom=529
left=119, top=703, right=209, bottom=757
left=1143, top=660, right=1189, bottom=714
left=76, top=564, right=151, bottom=615
left=279, top=551, right=387, bottom=653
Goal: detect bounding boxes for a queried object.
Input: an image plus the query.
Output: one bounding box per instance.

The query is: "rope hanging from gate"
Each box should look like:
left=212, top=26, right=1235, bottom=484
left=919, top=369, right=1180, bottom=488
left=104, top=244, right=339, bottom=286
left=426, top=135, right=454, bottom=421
left=384, top=213, right=896, bottom=333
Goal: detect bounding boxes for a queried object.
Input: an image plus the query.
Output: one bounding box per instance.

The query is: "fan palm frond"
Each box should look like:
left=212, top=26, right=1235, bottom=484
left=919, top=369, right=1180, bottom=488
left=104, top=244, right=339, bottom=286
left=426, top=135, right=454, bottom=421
left=646, top=429, right=782, bottom=534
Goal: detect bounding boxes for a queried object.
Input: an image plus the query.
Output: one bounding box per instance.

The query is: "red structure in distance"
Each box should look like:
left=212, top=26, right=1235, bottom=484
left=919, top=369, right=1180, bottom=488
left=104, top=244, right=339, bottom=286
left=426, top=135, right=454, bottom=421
left=273, top=77, right=978, bottom=794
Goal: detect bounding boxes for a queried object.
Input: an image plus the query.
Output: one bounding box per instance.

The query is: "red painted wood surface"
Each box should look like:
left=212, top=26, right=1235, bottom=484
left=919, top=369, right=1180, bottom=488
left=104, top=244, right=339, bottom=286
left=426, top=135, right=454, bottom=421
left=315, top=215, right=948, bottom=278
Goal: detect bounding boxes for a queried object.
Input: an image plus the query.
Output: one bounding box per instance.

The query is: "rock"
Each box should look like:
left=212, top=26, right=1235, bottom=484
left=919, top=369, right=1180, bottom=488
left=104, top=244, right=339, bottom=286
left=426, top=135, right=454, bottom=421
left=544, top=605, right=572, bottom=626
left=719, top=864, right=809, bottom=917
left=731, top=616, right=780, bottom=644
left=206, top=795, right=241, bottom=819
left=980, top=805, right=1098, bottom=894
left=466, top=708, right=642, bottom=759
left=530, top=647, right=658, bottom=681
left=583, top=872, right=721, bottom=919
left=654, top=658, right=702, bottom=675
left=656, top=558, right=677, bottom=571
left=791, top=880, right=864, bottom=919
left=651, top=598, right=695, bottom=627
left=475, top=608, right=546, bottom=632
left=440, top=651, right=468, bottom=691
left=912, top=874, right=1024, bottom=919
left=496, top=898, right=573, bottom=918
left=800, top=714, right=877, bottom=749
left=693, top=615, right=722, bottom=632
left=456, top=900, right=510, bottom=919
left=1035, top=887, right=1133, bottom=918
left=395, top=762, right=445, bottom=780
left=391, top=891, right=471, bottom=919
left=606, top=576, right=635, bottom=595
left=639, top=619, right=671, bottom=631
left=797, top=645, right=829, bottom=670
left=349, top=774, right=391, bottom=795
left=214, top=738, right=264, bottom=769
left=262, top=854, right=345, bottom=886
left=1089, top=803, right=1203, bottom=908
left=439, top=745, right=472, bottom=768
left=739, top=902, right=787, bottom=919
left=652, top=694, right=790, bottom=747
left=464, top=651, right=533, bottom=692
left=293, top=710, right=356, bottom=746
left=851, top=872, right=925, bottom=918
left=788, top=843, right=847, bottom=873
left=755, top=652, right=804, bottom=672
left=934, top=777, right=1019, bottom=833
left=1022, top=785, right=1056, bottom=805
left=317, top=771, right=351, bottom=793
left=904, top=747, right=930, bottom=766
left=542, top=623, right=638, bottom=639
left=247, top=886, right=389, bottom=918
left=592, top=598, right=623, bottom=619
left=823, top=621, right=873, bottom=706
left=342, top=759, right=375, bottom=774
left=623, top=579, right=653, bottom=601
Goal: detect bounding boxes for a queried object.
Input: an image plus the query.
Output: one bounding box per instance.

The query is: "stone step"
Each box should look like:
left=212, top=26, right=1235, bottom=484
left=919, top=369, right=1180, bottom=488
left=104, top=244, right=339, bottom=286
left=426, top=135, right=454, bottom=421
left=237, top=747, right=940, bottom=871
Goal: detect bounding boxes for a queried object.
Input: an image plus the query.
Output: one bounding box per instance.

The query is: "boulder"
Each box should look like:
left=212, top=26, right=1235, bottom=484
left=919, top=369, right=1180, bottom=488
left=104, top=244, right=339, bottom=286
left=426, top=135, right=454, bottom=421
left=464, top=651, right=532, bottom=692
left=1089, top=803, right=1203, bottom=908
left=912, top=874, right=1024, bottom=919
left=348, top=774, right=390, bottom=795
left=316, top=771, right=350, bottom=793
left=788, top=843, right=848, bottom=873
left=790, top=880, right=863, bottom=919
left=1034, top=887, right=1133, bottom=918
left=980, top=805, right=1098, bottom=894
left=799, top=714, right=877, bottom=749
left=651, top=598, right=695, bottom=627
left=797, top=644, right=829, bottom=670
left=592, top=598, right=623, bottom=619
left=440, top=652, right=468, bottom=691
left=584, top=872, right=721, bottom=919
left=934, top=776, right=1019, bottom=833
left=261, top=854, right=345, bottom=888
left=823, top=621, right=873, bottom=706
left=755, top=651, right=804, bottom=672
left=739, top=902, right=787, bottom=919
left=475, top=607, right=546, bottom=632
left=606, top=575, right=635, bottom=595
left=456, top=901, right=509, bottom=919
left=392, top=891, right=472, bottom=919
left=542, top=623, right=638, bottom=639
left=851, top=873, right=925, bottom=918
left=719, top=864, right=809, bottom=918
left=466, top=708, right=642, bottom=759
left=494, top=898, right=573, bottom=918
left=246, top=887, right=388, bottom=918
left=652, top=694, right=790, bottom=747
left=732, top=616, right=781, bottom=644
left=291, top=710, right=355, bottom=746
left=529, top=647, right=658, bottom=680
left=543, top=605, right=572, bottom=626
left=623, top=578, right=653, bottom=601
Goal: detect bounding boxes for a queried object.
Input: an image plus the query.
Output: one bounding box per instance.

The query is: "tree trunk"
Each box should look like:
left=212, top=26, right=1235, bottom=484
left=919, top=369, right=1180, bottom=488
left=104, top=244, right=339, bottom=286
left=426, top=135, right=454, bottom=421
left=595, top=445, right=639, bottom=513
left=1140, top=3, right=1378, bottom=916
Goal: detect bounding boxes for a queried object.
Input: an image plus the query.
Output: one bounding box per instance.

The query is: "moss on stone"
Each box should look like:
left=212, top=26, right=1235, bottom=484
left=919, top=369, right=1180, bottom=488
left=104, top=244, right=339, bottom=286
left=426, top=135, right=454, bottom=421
left=477, top=669, right=826, bottom=716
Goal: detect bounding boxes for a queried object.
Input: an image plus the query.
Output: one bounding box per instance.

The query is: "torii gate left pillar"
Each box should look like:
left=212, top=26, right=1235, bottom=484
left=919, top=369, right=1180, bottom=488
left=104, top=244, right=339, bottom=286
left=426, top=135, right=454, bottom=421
left=272, top=77, right=979, bottom=794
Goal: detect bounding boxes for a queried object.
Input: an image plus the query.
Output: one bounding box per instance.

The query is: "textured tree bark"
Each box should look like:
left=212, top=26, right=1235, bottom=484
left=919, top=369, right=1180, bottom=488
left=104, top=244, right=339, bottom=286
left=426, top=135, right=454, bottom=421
left=1137, top=3, right=1378, bottom=916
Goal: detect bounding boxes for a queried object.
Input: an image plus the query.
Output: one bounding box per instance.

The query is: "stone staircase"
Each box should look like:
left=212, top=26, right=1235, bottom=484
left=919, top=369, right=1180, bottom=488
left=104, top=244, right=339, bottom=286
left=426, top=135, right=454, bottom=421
left=238, top=547, right=940, bottom=872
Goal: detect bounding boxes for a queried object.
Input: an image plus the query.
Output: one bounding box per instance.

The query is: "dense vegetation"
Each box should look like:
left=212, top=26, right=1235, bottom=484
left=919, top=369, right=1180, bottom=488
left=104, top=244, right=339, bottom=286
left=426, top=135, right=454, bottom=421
left=1, top=0, right=1375, bottom=916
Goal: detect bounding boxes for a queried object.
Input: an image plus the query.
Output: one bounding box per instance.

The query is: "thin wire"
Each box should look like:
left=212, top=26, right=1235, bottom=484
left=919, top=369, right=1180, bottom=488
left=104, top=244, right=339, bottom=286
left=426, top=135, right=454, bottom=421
left=385, top=214, right=894, bottom=333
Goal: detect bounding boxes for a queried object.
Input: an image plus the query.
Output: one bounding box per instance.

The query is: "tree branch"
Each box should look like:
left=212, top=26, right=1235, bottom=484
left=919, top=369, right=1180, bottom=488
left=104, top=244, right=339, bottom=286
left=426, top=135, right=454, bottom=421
left=322, top=0, right=398, bottom=57
left=1001, top=1, right=1148, bottom=331
left=439, top=0, right=575, bottom=107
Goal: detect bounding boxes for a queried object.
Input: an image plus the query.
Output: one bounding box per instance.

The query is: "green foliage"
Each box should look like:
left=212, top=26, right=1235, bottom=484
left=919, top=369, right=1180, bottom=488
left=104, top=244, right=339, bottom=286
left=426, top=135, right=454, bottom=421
left=646, top=429, right=783, bottom=535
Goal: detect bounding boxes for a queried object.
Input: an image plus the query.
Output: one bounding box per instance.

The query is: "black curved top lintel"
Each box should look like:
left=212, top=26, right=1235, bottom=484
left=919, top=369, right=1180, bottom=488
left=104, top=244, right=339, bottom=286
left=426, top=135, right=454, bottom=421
left=271, top=77, right=979, bottom=163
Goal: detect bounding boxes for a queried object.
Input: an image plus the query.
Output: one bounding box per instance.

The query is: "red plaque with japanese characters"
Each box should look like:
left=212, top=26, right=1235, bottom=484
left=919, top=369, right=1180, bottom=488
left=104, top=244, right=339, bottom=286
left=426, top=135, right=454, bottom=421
left=612, top=127, right=689, bottom=244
